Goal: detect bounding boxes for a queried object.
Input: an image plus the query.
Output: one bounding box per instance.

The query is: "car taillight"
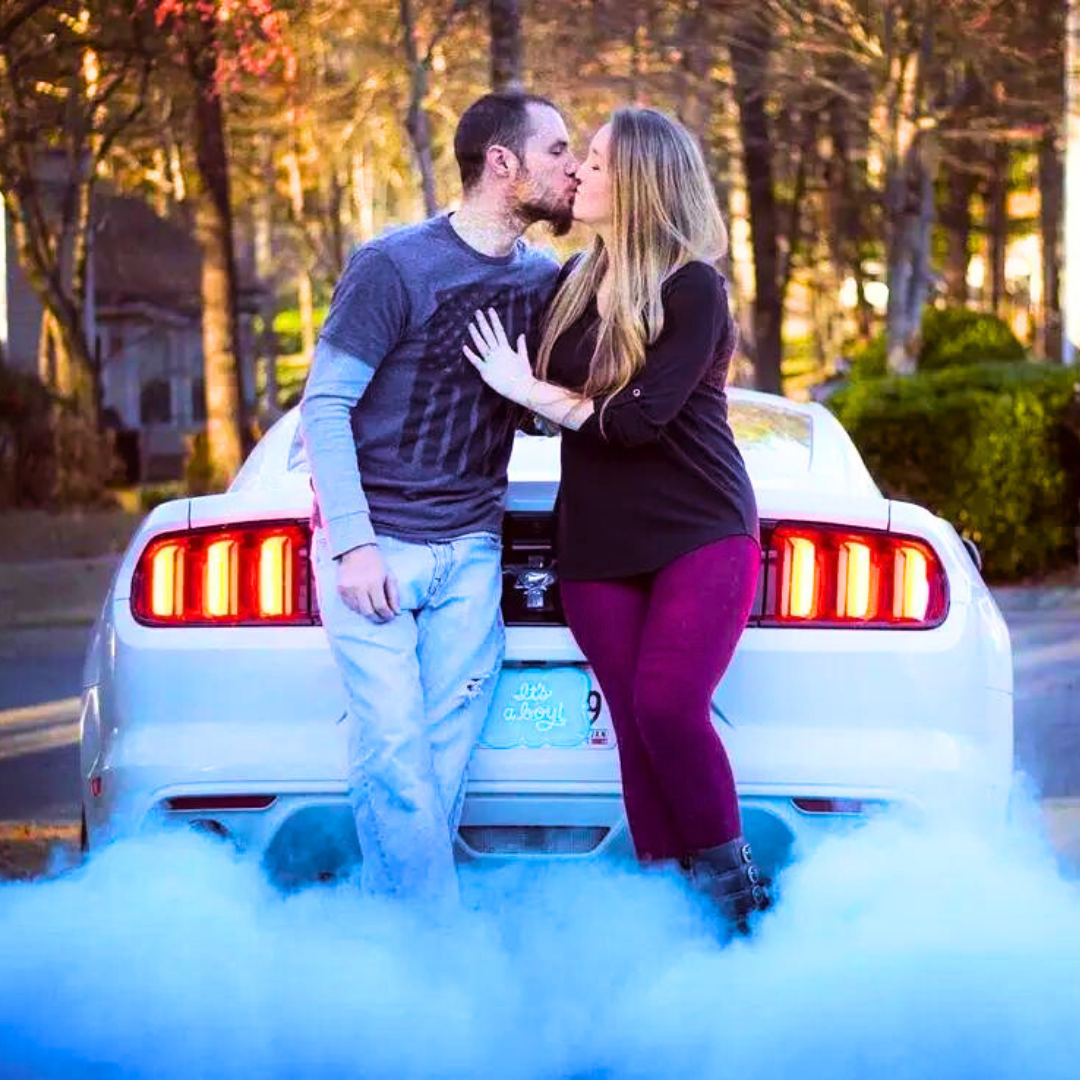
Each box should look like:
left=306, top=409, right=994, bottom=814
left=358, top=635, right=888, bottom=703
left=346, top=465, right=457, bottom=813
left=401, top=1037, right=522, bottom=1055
left=132, top=522, right=315, bottom=626
left=761, top=523, right=948, bottom=628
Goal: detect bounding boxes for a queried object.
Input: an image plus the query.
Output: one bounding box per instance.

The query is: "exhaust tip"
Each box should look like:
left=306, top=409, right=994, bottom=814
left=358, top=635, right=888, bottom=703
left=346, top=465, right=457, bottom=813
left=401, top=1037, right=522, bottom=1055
left=189, top=818, right=230, bottom=841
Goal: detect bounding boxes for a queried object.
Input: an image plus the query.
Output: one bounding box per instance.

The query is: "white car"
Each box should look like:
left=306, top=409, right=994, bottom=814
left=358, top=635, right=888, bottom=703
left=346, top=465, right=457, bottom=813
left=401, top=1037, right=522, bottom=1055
left=79, top=389, right=1013, bottom=885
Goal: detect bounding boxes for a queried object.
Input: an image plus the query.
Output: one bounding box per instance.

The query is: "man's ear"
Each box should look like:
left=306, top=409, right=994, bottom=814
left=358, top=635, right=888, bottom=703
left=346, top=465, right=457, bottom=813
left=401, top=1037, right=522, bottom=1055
left=485, top=144, right=518, bottom=180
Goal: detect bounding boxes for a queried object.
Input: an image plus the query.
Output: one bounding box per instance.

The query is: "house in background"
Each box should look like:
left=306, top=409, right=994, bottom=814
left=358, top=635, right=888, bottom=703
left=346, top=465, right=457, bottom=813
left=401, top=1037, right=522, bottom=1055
left=1, top=187, right=265, bottom=482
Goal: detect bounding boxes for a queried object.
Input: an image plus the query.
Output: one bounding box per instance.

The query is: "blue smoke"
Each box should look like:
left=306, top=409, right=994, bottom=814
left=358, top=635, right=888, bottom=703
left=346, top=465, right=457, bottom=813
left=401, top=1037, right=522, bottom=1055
left=1, top=804, right=1079, bottom=1079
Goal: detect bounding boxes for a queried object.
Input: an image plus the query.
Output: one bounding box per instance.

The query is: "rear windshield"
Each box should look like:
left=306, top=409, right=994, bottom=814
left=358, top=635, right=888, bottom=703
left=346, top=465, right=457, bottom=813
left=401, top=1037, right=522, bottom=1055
left=283, top=400, right=815, bottom=479
left=730, top=401, right=812, bottom=471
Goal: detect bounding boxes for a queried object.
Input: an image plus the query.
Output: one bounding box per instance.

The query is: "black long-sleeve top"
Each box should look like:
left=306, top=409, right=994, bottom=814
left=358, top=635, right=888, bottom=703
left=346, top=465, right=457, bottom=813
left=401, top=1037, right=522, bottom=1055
left=545, top=258, right=759, bottom=580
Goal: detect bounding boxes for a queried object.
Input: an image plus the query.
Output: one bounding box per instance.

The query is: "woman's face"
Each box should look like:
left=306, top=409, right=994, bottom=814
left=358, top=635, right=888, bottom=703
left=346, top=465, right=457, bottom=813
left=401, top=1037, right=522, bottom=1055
left=572, top=122, right=613, bottom=228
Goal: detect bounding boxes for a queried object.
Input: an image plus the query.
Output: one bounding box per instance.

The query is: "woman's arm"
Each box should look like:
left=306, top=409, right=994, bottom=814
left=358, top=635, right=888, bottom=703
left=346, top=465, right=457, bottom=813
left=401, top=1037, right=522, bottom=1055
left=523, top=378, right=596, bottom=430
left=573, top=262, right=727, bottom=448
left=463, top=261, right=728, bottom=438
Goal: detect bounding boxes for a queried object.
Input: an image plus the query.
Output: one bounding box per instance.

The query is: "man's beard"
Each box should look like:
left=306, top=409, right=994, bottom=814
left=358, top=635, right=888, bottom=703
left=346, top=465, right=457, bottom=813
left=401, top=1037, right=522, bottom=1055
left=517, top=195, right=574, bottom=237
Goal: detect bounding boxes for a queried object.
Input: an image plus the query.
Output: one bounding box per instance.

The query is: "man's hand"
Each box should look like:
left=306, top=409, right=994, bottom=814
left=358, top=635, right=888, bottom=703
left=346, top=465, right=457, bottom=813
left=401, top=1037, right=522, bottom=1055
left=336, top=544, right=401, bottom=622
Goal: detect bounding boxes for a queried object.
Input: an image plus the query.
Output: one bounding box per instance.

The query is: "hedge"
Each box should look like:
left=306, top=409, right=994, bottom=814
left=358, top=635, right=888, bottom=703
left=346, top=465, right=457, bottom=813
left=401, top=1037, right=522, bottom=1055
left=828, top=362, right=1080, bottom=581
left=273, top=306, right=328, bottom=357
left=848, top=307, right=1027, bottom=380
left=0, top=364, right=117, bottom=509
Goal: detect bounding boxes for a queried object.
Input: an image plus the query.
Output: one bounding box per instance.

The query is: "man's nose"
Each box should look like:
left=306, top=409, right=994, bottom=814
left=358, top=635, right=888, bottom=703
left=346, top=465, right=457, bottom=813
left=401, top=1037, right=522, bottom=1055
left=566, top=155, right=579, bottom=175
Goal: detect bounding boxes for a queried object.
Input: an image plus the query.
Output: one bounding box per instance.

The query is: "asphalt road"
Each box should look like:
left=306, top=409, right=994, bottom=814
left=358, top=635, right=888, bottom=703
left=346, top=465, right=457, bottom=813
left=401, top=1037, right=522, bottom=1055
left=998, top=592, right=1080, bottom=799
left=0, top=626, right=85, bottom=821
left=0, top=594, right=1077, bottom=822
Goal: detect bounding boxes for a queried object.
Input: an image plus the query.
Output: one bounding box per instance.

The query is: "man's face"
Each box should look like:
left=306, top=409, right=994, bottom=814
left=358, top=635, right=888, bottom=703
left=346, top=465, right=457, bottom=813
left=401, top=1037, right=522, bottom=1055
left=512, top=104, right=578, bottom=236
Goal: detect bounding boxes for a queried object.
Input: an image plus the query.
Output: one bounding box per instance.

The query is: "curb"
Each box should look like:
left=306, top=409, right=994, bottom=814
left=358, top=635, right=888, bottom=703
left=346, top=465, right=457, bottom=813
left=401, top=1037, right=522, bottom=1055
left=0, top=822, right=81, bottom=842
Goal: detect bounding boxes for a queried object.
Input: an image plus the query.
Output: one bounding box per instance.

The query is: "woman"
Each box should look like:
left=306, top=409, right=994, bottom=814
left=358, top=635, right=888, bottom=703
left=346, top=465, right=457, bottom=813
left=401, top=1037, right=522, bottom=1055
left=463, top=107, right=768, bottom=929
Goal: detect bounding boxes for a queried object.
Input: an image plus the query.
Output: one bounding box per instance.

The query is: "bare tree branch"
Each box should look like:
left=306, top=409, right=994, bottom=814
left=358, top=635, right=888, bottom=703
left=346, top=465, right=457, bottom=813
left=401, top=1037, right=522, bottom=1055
left=0, top=0, right=53, bottom=49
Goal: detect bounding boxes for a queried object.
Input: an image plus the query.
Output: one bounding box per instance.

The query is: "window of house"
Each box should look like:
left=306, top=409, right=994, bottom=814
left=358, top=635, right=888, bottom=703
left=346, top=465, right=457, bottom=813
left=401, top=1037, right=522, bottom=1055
left=192, top=377, right=207, bottom=422
left=140, top=378, right=172, bottom=425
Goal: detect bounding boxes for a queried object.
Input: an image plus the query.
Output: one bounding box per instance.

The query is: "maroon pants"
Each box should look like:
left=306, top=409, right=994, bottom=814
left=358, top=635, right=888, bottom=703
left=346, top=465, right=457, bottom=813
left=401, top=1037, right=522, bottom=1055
left=560, top=535, right=760, bottom=862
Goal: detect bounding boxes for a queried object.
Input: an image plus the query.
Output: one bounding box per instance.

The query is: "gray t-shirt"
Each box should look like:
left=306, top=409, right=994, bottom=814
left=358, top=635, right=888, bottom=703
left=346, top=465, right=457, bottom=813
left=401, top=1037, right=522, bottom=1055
left=314, top=215, right=559, bottom=545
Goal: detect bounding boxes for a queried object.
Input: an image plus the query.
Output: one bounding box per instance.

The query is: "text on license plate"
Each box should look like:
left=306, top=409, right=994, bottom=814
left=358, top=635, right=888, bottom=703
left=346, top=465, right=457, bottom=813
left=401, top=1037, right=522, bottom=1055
left=480, top=667, right=614, bottom=749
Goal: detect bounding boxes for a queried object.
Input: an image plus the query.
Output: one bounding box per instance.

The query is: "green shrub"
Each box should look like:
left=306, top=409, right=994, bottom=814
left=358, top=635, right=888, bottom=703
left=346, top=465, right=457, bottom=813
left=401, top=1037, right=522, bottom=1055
left=847, top=306, right=1027, bottom=380
left=273, top=306, right=328, bottom=357
left=139, top=483, right=187, bottom=512
left=829, top=362, right=1080, bottom=581
left=919, top=307, right=1027, bottom=371
left=847, top=333, right=888, bottom=381
left=0, top=364, right=117, bottom=509
left=183, top=431, right=224, bottom=496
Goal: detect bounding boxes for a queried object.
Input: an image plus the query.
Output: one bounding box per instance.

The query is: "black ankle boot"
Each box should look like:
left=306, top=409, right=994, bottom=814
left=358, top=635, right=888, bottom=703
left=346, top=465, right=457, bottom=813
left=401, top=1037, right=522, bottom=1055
left=685, top=837, right=771, bottom=933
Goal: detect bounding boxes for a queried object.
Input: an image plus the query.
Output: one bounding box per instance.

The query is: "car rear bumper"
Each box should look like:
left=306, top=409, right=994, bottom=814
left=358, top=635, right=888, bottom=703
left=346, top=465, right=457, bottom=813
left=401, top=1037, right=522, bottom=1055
left=82, top=590, right=1012, bottom=877
left=82, top=703, right=1010, bottom=882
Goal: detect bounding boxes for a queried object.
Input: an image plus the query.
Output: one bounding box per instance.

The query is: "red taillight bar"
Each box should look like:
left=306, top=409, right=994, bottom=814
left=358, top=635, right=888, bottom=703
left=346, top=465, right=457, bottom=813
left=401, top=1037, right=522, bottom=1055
left=131, top=518, right=947, bottom=631
left=132, top=521, right=316, bottom=627
left=758, top=522, right=949, bottom=629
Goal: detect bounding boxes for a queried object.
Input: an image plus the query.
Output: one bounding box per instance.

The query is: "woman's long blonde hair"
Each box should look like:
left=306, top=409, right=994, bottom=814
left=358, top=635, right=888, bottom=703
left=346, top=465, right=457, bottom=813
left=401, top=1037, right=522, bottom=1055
left=536, top=107, right=728, bottom=419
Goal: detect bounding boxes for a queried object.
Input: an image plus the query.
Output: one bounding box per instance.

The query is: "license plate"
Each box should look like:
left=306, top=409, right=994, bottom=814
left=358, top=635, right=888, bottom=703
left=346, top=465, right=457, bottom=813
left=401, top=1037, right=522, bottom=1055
left=481, top=667, right=613, bottom=749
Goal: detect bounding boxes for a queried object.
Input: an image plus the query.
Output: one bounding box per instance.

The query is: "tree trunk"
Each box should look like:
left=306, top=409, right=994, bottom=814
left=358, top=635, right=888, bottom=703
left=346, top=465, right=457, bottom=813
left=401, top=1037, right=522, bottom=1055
left=885, top=142, right=935, bottom=374
left=254, top=140, right=279, bottom=420
left=628, top=7, right=645, bottom=105
left=489, top=0, right=523, bottom=91
left=678, top=0, right=709, bottom=139
left=827, top=91, right=873, bottom=341
left=678, top=0, right=739, bottom=295
left=352, top=147, right=375, bottom=241
left=2, top=180, right=99, bottom=415
left=187, top=15, right=247, bottom=483
left=37, top=309, right=60, bottom=389
left=987, top=141, right=1009, bottom=314
left=883, top=10, right=936, bottom=374
left=942, top=159, right=977, bottom=305
left=0, top=51, right=98, bottom=417
left=399, top=0, right=439, bottom=216
left=297, top=271, right=316, bottom=360
left=283, top=146, right=317, bottom=359
left=826, top=76, right=878, bottom=343
left=326, top=169, right=347, bottom=278
left=1067, top=0, right=1080, bottom=364
left=1038, top=125, right=1063, bottom=360
left=730, top=14, right=783, bottom=394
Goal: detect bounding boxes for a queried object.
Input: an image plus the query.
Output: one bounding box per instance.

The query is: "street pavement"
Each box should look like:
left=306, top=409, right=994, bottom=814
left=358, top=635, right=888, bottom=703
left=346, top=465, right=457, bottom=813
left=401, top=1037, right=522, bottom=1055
left=0, top=589, right=1077, bottom=834
left=0, top=626, right=84, bottom=821
left=997, top=590, right=1080, bottom=799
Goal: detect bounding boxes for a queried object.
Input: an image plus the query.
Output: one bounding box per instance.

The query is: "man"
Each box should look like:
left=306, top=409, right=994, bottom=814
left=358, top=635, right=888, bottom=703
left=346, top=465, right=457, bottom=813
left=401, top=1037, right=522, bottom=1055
left=300, top=92, right=578, bottom=907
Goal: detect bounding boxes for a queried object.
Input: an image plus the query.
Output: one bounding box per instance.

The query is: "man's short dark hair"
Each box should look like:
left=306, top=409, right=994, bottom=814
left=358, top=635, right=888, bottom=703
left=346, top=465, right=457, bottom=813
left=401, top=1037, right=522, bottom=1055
left=454, top=92, right=560, bottom=191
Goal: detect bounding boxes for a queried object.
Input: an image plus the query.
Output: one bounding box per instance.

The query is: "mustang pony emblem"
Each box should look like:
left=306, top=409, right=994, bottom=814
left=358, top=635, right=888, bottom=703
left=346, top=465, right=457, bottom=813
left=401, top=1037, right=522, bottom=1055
left=513, top=566, right=556, bottom=610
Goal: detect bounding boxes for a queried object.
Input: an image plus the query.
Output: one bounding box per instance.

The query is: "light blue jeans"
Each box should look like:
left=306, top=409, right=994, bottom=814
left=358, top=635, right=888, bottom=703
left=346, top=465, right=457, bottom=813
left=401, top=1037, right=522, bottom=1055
left=311, top=527, right=505, bottom=906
